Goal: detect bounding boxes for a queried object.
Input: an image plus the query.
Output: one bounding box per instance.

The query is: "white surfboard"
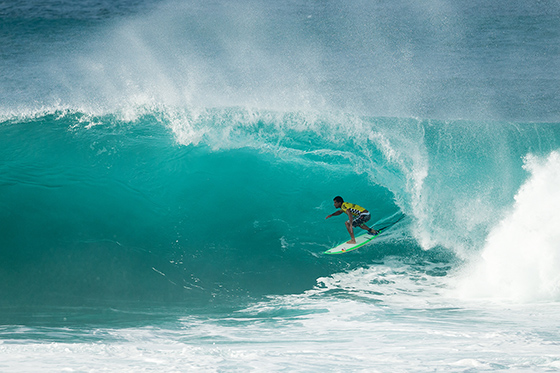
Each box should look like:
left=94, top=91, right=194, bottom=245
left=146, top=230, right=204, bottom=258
left=324, top=214, right=405, bottom=255
left=323, top=231, right=380, bottom=255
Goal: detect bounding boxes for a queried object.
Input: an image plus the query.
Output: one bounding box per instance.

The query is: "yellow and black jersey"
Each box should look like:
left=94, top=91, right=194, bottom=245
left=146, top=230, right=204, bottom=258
left=340, top=202, right=367, bottom=217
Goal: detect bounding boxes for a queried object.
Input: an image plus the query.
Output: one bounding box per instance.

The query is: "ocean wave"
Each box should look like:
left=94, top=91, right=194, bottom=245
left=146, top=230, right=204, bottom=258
left=1, top=107, right=559, bottom=304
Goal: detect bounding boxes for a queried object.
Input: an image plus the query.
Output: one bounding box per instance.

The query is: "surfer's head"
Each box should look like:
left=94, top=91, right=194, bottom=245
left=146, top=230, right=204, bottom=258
left=333, top=196, right=344, bottom=208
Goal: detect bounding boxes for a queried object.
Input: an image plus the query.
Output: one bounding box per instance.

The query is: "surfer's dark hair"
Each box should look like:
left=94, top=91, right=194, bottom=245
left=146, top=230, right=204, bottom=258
left=333, top=196, right=344, bottom=203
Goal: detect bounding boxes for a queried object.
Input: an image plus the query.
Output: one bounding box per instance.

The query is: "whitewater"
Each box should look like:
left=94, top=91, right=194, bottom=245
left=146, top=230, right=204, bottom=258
left=1, top=0, right=560, bottom=371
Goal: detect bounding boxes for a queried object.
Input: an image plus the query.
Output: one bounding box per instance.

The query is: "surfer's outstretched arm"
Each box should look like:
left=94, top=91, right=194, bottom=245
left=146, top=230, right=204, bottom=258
left=326, top=210, right=343, bottom=219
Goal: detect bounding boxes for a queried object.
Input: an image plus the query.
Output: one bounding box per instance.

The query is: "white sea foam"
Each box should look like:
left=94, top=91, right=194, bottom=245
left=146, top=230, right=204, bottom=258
left=455, top=150, right=560, bottom=301
left=3, top=262, right=560, bottom=372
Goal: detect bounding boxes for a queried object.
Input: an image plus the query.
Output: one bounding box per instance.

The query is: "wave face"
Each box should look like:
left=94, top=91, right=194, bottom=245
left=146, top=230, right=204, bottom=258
left=1, top=0, right=560, bottom=307
left=0, top=110, right=415, bottom=305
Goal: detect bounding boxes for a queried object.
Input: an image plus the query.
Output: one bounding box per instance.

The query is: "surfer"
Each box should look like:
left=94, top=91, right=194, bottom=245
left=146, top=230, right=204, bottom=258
left=325, top=196, right=379, bottom=244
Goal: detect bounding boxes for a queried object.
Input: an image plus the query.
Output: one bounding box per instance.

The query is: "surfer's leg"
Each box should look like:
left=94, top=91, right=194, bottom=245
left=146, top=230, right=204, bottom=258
left=345, top=220, right=356, bottom=243
left=360, top=224, right=379, bottom=235
left=355, top=213, right=377, bottom=234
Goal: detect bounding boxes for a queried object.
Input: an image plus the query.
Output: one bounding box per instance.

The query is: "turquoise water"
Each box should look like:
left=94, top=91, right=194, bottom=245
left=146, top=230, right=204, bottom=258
left=2, top=0, right=560, bottom=370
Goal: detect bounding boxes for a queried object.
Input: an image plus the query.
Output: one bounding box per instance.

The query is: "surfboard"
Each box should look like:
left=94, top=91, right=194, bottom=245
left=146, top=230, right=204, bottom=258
left=323, top=231, right=381, bottom=255
left=323, top=214, right=405, bottom=255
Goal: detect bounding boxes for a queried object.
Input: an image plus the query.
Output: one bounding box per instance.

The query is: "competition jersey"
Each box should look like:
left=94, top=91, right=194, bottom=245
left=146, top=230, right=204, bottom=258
left=341, top=202, right=368, bottom=217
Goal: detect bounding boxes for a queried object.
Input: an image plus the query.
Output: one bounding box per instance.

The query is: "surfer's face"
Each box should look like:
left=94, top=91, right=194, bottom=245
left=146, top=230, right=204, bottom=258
left=334, top=200, right=342, bottom=208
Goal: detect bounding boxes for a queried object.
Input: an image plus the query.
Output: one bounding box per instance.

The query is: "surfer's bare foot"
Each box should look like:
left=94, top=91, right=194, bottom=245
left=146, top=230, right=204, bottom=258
left=347, top=240, right=356, bottom=244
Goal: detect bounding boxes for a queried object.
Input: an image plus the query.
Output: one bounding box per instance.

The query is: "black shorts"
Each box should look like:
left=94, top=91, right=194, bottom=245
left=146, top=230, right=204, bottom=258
left=352, top=212, right=371, bottom=227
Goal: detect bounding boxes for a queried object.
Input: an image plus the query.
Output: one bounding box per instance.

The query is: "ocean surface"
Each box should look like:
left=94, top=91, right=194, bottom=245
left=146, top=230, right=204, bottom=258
left=1, top=0, right=560, bottom=371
